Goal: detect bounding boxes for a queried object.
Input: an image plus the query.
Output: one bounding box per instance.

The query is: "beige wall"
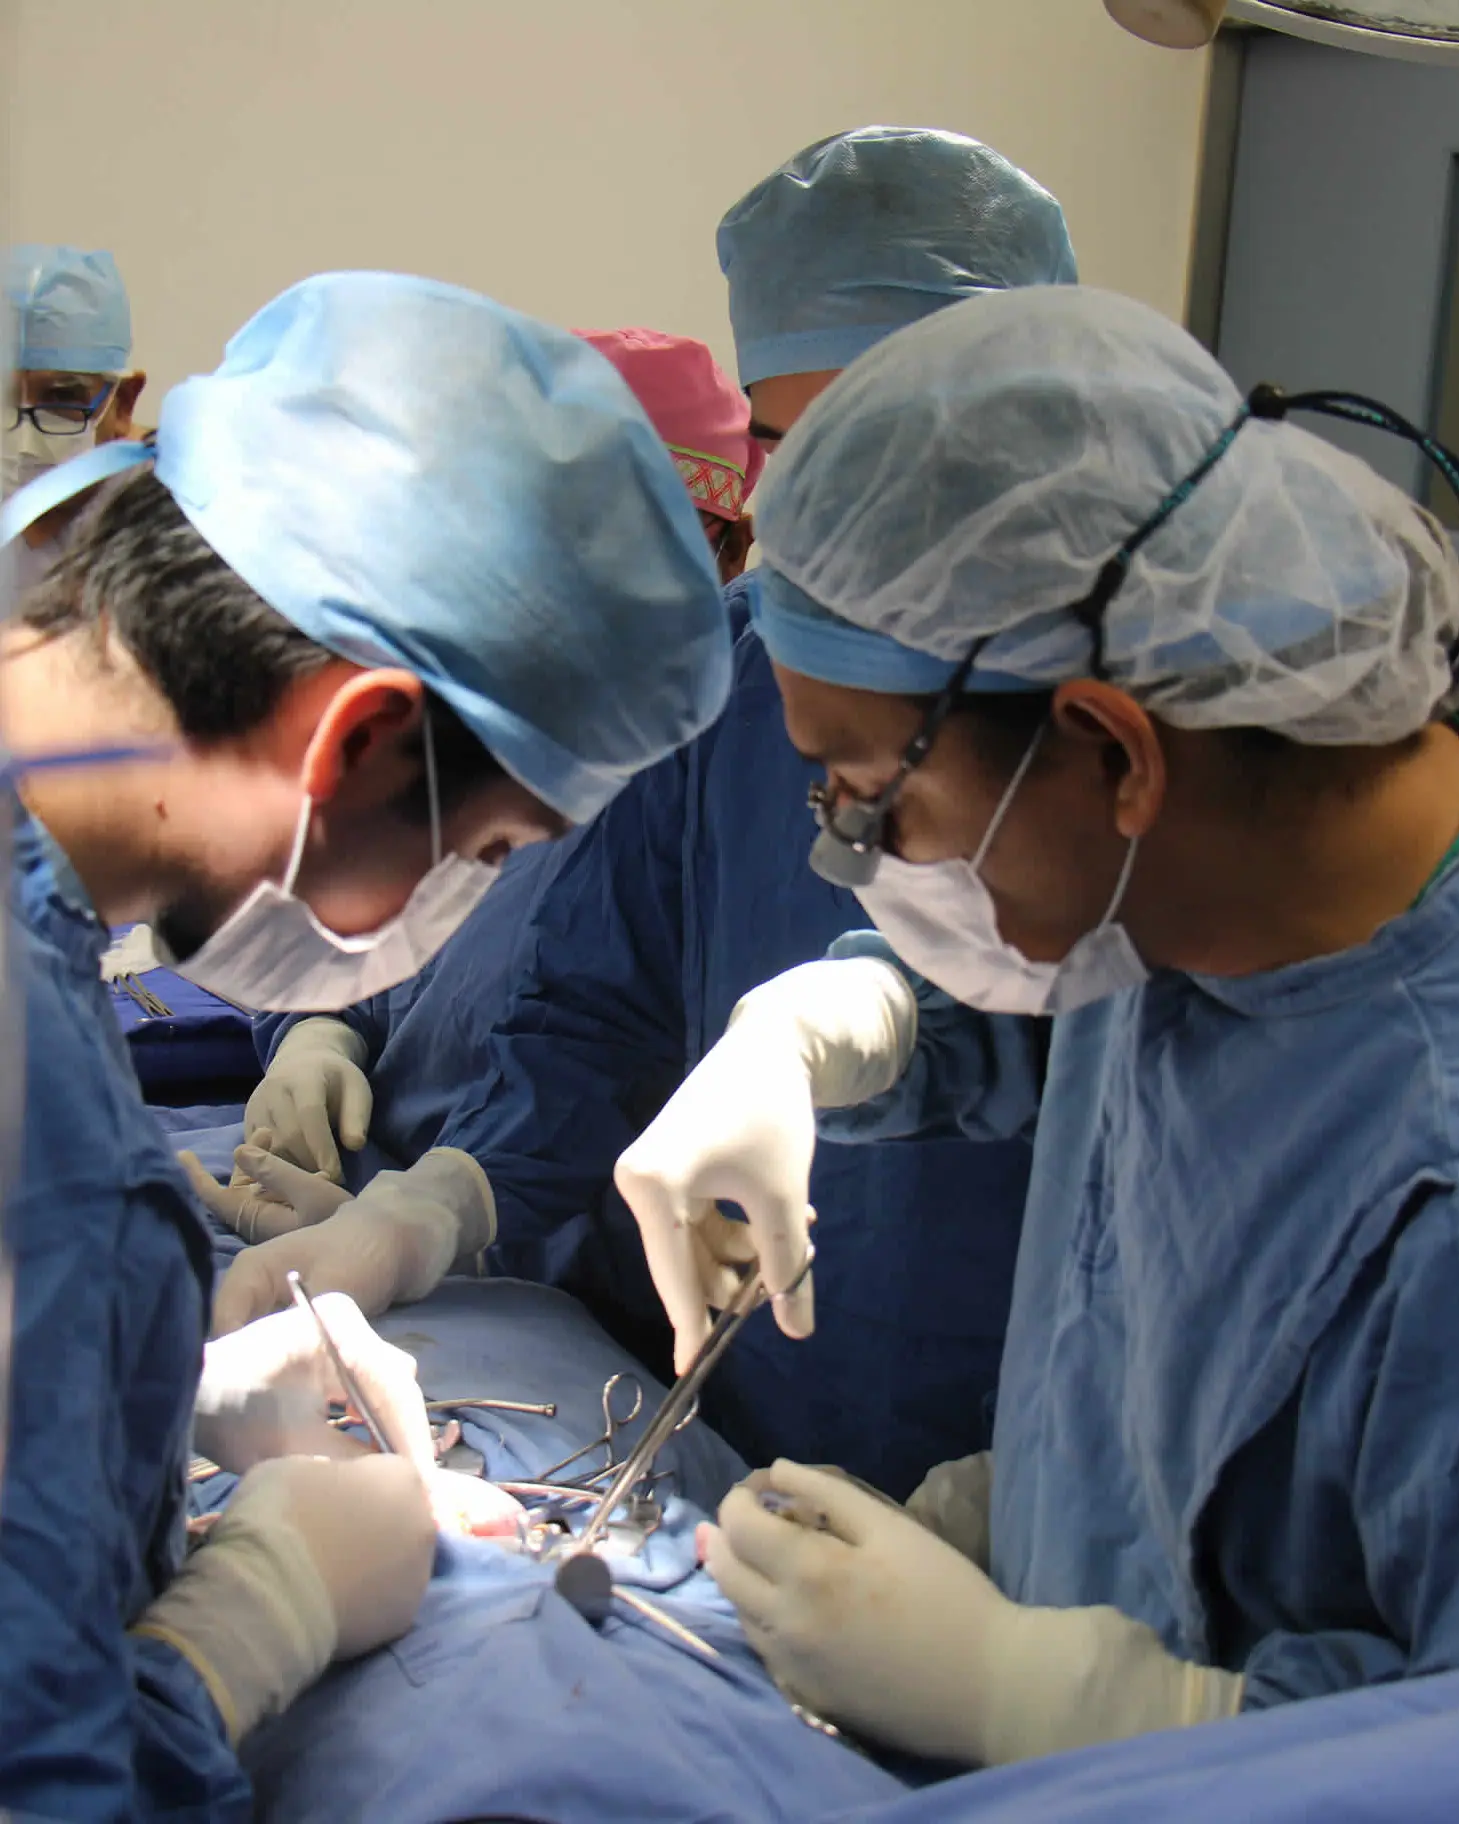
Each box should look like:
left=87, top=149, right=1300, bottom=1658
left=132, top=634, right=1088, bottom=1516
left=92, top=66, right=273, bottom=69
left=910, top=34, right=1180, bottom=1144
left=8, top=0, right=1209, bottom=400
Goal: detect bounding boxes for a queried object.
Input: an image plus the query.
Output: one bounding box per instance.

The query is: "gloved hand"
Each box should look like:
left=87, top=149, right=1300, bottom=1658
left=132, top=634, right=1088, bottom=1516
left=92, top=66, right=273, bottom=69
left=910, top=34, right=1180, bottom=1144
left=705, top=1461, right=1243, bottom=1767
left=906, top=1450, right=994, bottom=1572
left=242, top=1017, right=373, bottom=1181
left=181, top=1143, right=352, bottom=1241
left=132, top=1453, right=434, bottom=1742
left=615, top=957, right=915, bottom=1371
left=210, top=1148, right=497, bottom=1336
left=194, top=1291, right=439, bottom=1480
left=428, top=1467, right=525, bottom=1540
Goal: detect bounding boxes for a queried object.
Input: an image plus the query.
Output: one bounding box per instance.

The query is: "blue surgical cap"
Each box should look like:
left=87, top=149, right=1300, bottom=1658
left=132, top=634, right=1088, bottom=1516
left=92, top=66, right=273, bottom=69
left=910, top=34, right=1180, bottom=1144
left=753, top=286, right=1459, bottom=746
left=5, top=244, right=132, bottom=372
left=6, top=272, right=731, bottom=820
left=717, top=126, right=1077, bottom=388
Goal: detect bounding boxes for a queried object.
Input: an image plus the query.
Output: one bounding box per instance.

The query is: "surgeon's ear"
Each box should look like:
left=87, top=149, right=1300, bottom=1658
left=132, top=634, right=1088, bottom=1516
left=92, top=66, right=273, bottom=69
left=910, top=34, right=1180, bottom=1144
left=1051, top=681, right=1166, bottom=839
left=300, top=668, right=427, bottom=805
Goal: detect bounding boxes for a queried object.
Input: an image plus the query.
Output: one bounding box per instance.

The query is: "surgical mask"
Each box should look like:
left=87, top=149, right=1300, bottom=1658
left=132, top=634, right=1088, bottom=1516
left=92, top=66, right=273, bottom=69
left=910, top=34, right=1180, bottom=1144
left=853, top=728, right=1148, bottom=1016
left=158, top=721, right=500, bottom=1012
left=2, top=417, right=101, bottom=500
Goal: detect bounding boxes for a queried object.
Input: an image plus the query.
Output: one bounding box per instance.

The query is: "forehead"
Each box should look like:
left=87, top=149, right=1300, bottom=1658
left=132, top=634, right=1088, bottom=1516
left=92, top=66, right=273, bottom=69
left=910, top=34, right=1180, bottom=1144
left=772, top=661, right=925, bottom=762
left=12, top=367, right=113, bottom=398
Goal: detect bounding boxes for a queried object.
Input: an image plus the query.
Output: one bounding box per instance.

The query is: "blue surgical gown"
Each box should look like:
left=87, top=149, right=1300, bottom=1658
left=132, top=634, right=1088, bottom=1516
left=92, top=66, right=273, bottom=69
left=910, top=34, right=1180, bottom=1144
left=824, top=859, right=1459, bottom=1707
left=824, top=1671, right=1459, bottom=1823
left=1, top=803, right=249, bottom=1819
left=277, top=583, right=1031, bottom=1497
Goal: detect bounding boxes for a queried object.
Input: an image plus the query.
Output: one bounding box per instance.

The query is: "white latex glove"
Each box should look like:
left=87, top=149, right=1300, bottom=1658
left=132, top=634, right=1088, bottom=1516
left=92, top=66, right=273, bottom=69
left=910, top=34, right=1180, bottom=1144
left=242, top=1017, right=373, bottom=1181
left=705, top=1460, right=1244, bottom=1768
left=194, top=1292, right=439, bottom=1482
left=197, top=1299, right=525, bottom=1537
left=615, top=958, right=915, bottom=1372
left=181, top=1143, right=352, bottom=1241
left=906, top=1450, right=993, bottom=1573
left=132, top=1453, right=434, bottom=1742
left=210, top=1148, right=497, bottom=1337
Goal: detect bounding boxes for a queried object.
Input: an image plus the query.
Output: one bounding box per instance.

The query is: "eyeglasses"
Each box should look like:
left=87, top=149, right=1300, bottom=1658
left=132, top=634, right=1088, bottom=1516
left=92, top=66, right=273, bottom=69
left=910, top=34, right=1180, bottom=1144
left=7, top=381, right=115, bottom=438
left=806, top=381, right=1459, bottom=890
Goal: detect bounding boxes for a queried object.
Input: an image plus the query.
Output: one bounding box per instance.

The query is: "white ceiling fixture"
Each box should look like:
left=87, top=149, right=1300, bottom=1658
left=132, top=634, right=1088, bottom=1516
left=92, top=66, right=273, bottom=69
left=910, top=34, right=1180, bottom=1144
left=1226, top=2, right=1459, bottom=63
left=1105, top=2, right=1229, bottom=47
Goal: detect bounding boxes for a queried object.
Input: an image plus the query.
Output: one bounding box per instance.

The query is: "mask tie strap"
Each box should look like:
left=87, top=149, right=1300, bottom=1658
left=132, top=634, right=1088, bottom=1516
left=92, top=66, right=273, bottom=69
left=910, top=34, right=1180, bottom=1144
left=422, top=702, right=442, bottom=868
left=972, top=724, right=1046, bottom=875
left=280, top=795, right=313, bottom=897
left=1097, top=836, right=1141, bottom=929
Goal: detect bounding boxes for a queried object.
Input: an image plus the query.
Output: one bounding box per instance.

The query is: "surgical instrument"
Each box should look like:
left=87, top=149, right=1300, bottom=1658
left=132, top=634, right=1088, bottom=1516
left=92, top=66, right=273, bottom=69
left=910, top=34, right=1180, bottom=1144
left=426, top=1396, right=558, bottom=1418
left=497, top=1481, right=601, bottom=1505
left=112, top=977, right=160, bottom=1018
left=553, top=1550, right=721, bottom=1660
left=534, top=1372, right=644, bottom=1486
left=287, top=1270, right=393, bottom=1455
left=574, top=1247, right=815, bottom=1556
left=125, top=973, right=172, bottom=1016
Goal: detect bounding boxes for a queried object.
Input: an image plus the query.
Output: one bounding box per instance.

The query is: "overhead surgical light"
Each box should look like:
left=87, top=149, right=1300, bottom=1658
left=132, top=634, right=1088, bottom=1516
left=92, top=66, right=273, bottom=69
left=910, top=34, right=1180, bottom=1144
left=1104, top=1, right=1229, bottom=47
left=1108, top=0, right=1459, bottom=62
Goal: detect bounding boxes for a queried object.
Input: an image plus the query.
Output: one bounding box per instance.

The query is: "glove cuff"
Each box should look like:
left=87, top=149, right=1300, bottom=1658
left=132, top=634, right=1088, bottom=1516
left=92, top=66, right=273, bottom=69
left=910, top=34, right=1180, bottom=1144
left=973, top=1598, right=1245, bottom=1766
left=352, top=1150, right=497, bottom=1302
left=275, top=1016, right=369, bottom=1071
left=730, top=957, right=917, bottom=1109
left=905, top=1451, right=993, bottom=1573
left=422, top=1147, right=498, bottom=1265
left=131, top=1498, right=337, bottom=1743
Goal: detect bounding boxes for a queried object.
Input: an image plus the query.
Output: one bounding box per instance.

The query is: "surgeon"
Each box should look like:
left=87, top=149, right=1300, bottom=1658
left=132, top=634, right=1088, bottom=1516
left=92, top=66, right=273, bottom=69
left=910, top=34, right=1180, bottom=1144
left=611, top=284, right=1459, bottom=1767
left=577, top=327, right=761, bottom=586
left=3, top=243, right=148, bottom=591
left=191, top=325, right=759, bottom=1204
left=0, top=270, right=726, bottom=1820
left=206, top=129, right=1072, bottom=1498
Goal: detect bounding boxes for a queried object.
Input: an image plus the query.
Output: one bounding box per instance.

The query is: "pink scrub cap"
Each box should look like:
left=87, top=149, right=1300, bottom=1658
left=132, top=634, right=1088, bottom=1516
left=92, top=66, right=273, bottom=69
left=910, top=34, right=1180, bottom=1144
left=576, top=326, right=764, bottom=521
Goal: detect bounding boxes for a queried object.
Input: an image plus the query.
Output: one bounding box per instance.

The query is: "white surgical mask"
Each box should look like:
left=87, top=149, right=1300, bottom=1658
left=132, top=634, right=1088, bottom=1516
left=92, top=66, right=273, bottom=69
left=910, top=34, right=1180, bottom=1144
left=2, top=416, right=102, bottom=501
left=157, top=721, right=500, bottom=1012
left=853, top=727, right=1148, bottom=1016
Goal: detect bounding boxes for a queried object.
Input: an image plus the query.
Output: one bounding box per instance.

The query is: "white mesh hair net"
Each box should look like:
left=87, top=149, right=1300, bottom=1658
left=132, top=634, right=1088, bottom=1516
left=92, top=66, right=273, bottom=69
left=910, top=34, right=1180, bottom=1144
left=753, top=286, right=1459, bottom=745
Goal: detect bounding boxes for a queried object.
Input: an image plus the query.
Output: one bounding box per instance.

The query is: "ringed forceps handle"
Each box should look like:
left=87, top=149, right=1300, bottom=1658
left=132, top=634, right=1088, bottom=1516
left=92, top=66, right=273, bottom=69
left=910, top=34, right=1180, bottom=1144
left=575, top=1245, right=815, bottom=1554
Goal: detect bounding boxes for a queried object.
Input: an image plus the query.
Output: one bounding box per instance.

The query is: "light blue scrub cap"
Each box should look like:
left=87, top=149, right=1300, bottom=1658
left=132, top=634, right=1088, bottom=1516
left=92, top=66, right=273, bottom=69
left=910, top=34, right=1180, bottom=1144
left=3, top=272, right=731, bottom=820
left=5, top=244, right=132, bottom=372
left=753, top=287, right=1459, bottom=745
left=717, top=126, right=1077, bottom=388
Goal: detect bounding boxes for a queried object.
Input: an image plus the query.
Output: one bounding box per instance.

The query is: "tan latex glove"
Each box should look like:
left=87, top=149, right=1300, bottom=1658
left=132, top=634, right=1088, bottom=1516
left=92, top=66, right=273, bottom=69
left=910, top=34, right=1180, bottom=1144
left=209, top=1149, right=496, bottom=1336
left=705, top=1461, right=1243, bottom=1768
left=242, top=1017, right=373, bottom=1181
left=906, top=1450, right=994, bottom=1573
left=182, top=1142, right=352, bottom=1242
left=133, top=1454, right=434, bottom=1743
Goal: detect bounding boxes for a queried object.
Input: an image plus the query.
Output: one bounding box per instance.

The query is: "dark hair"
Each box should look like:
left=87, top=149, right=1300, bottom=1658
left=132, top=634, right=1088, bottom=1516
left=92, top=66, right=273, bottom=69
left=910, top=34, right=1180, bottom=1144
left=951, top=681, right=1418, bottom=811
left=23, top=466, right=506, bottom=818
